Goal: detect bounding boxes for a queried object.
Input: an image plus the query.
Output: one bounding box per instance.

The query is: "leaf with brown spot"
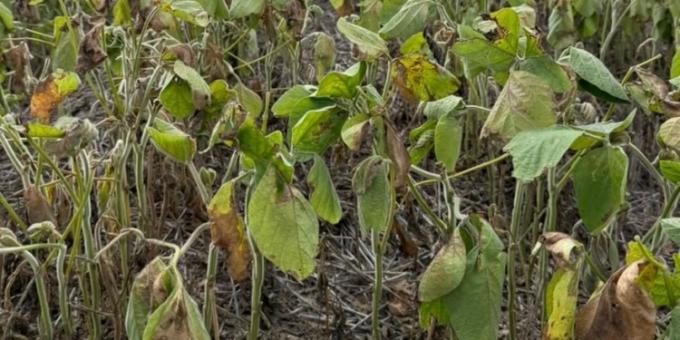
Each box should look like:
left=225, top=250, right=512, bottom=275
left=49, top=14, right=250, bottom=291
left=207, top=180, right=250, bottom=282
left=574, top=261, right=656, bottom=340
left=30, top=71, right=81, bottom=122
left=384, top=120, right=410, bottom=189
left=541, top=232, right=582, bottom=268
left=76, top=20, right=107, bottom=74
left=7, top=45, right=28, bottom=93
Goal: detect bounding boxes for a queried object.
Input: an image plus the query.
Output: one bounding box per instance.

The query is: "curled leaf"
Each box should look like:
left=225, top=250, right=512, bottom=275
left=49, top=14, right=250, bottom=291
left=30, top=71, right=81, bottom=122
left=418, top=228, right=466, bottom=302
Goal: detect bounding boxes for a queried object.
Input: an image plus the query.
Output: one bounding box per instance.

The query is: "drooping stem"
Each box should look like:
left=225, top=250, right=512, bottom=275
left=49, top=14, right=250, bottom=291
left=507, top=181, right=527, bottom=340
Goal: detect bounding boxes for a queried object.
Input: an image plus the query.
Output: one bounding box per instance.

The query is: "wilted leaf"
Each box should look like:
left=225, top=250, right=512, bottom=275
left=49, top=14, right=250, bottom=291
left=352, top=156, right=393, bottom=233
left=408, top=119, right=436, bottom=165
left=434, top=112, right=463, bottom=171
left=379, top=0, right=434, bottom=40
left=52, top=16, right=78, bottom=72
left=661, top=218, right=680, bottom=246
left=660, top=160, right=680, bottom=184
left=76, top=22, right=107, bottom=74
left=24, top=186, right=56, bottom=226
left=235, top=82, right=263, bottom=117
left=572, top=146, right=628, bottom=233
left=272, top=85, right=335, bottom=120
left=543, top=268, right=579, bottom=340
left=482, top=71, right=556, bottom=140
left=341, top=114, right=371, bottom=151
left=142, top=281, right=210, bottom=340
left=30, top=71, right=81, bottom=122
left=419, top=228, right=466, bottom=302
left=307, top=155, right=342, bottom=224
left=546, top=0, right=577, bottom=50
left=42, top=117, right=98, bottom=158
left=574, top=110, right=635, bottom=136
left=392, top=54, right=460, bottom=102
left=314, top=33, right=336, bottom=82
left=26, top=122, right=65, bottom=138
left=444, top=215, right=506, bottom=340
left=659, top=117, right=680, bottom=151
left=568, top=47, right=628, bottom=102
left=452, top=26, right=515, bottom=81
left=423, top=95, right=464, bottom=120
left=126, top=257, right=169, bottom=340
left=384, top=120, right=410, bottom=188
left=164, top=0, right=210, bottom=27
left=574, top=262, right=656, bottom=340
left=173, top=60, right=210, bottom=108
left=147, top=120, right=196, bottom=163
left=504, top=126, right=583, bottom=182
left=236, top=119, right=275, bottom=166
left=247, top=166, right=319, bottom=280
left=207, top=180, right=250, bottom=281
left=336, top=17, right=389, bottom=60
left=541, top=232, right=583, bottom=268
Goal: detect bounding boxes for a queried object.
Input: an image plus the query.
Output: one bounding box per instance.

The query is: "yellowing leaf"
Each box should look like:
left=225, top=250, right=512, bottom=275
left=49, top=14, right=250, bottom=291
left=30, top=71, right=81, bottom=122
left=544, top=269, right=579, bottom=340
left=208, top=180, right=250, bottom=282
left=391, top=54, right=460, bottom=102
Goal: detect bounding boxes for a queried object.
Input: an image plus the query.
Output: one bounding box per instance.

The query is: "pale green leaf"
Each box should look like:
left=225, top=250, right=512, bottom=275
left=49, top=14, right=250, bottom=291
left=504, top=126, right=583, bottom=182
left=379, top=0, right=434, bottom=40
left=26, top=123, right=65, bottom=138
left=147, top=120, right=196, bottom=163
left=336, top=17, right=389, bottom=60
left=659, top=117, right=680, bottom=151
left=160, top=78, right=194, bottom=119
left=248, top=166, right=319, bottom=280
left=423, top=95, right=464, bottom=120
left=352, top=156, right=393, bottom=233
left=572, top=146, right=628, bottom=233
left=568, top=47, right=628, bottom=102
left=165, top=0, right=210, bottom=27
left=315, top=63, right=366, bottom=98
left=235, top=82, right=262, bottom=117
left=482, top=70, right=556, bottom=140
left=434, top=113, right=463, bottom=171
left=291, top=106, right=346, bottom=156
left=341, top=114, right=371, bottom=151
left=517, top=56, right=572, bottom=93
left=230, top=0, right=265, bottom=18
left=419, top=228, right=466, bottom=302
left=173, top=60, right=210, bottom=98
left=661, top=218, right=680, bottom=247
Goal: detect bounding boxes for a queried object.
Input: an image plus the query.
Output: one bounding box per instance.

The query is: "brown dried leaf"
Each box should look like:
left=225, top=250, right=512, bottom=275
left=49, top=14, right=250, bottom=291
left=30, top=76, right=60, bottom=122
left=541, top=232, right=581, bottom=268
left=385, top=120, right=410, bottom=189
left=7, top=45, right=28, bottom=93
left=207, top=181, right=251, bottom=281
left=24, top=185, right=56, bottom=225
left=76, top=21, right=107, bottom=74
left=164, top=44, right=194, bottom=66
left=574, top=261, right=656, bottom=340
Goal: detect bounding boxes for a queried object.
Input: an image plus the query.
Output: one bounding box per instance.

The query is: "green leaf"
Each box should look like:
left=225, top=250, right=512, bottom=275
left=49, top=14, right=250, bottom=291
left=452, top=26, right=515, bottom=80
left=113, top=0, right=132, bottom=26
left=291, top=106, right=346, bottom=156
left=660, top=160, right=680, bottom=184
left=568, top=47, right=628, bottom=102
left=379, top=0, right=434, bottom=40
left=315, top=63, right=366, bottom=98
left=659, top=117, right=680, bottom=151
left=419, top=228, right=466, bottom=302
left=547, top=0, right=577, bottom=50
left=444, top=216, right=506, bottom=340
left=672, top=49, right=680, bottom=79
left=236, top=119, right=274, bottom=165
left=308, top=155, right=342, bottom=224
left=247, top=166, right=319, bottom=280
left=230, top=0, right=265, bottom=18
left=165, top=0, right=210, bottom=27
left=423, top=95, right=464, bottom=120
left=235, top=82, right=263, bottom=117
left=434, top=113, right=463, bottom=171
left=418, top=299, right=450, bottom=328
left=52, top=17, right=77, bottom=72
left=482, top=70, right=556, bottom=140
left=159, top=78, right=194, bottom=119
left=341, top=114, right=371, bottom=151
left=0, top=3, right=14, bottom=32
left=574, top=110, right=635, bottom=135
left=517, top=56, right=572, bottom=93
left=147, top=120, right=196, bottom=163
left=392, top=54, right=460, bottom=101
left=572, top=146, right=628, bottom=233
left=408, top=120, right=436, bottom=165
left=667, top=306, right=680, bottom=339
left=26, top=123, right=66, bottom=138
left=352, top=156, right=393, bottom=233
left=504, top=126, right=583, bottom=182
left=173, top=60, right=210, bottom=98
left=661, top=218, right=680, bottom=247
left=337, top=17, right=389, bottom=60
left=53, top=70, right=81, bottom=95
left=205, top=79, right=236, bottom=115
left=544, top=269, right=579, bottom=340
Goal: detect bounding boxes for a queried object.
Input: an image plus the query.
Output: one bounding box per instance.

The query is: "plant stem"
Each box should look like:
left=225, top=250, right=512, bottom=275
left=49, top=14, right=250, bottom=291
left=203, top=243, right=219, bottom=339
left=248, top=240, right=265, bottom=340
left=507, top=181, right=527, bottom=340
left=371, top=227, right=385, bottom=340
left=413, top=153, right=510, bottom=186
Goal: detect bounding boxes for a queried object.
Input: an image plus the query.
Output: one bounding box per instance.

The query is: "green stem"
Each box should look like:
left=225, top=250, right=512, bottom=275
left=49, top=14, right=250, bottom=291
left=507, top=181, right=527, bottom=340
left=203, top=244, right=219, bottom=339
left=247, top=241, right=265, bottom=340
